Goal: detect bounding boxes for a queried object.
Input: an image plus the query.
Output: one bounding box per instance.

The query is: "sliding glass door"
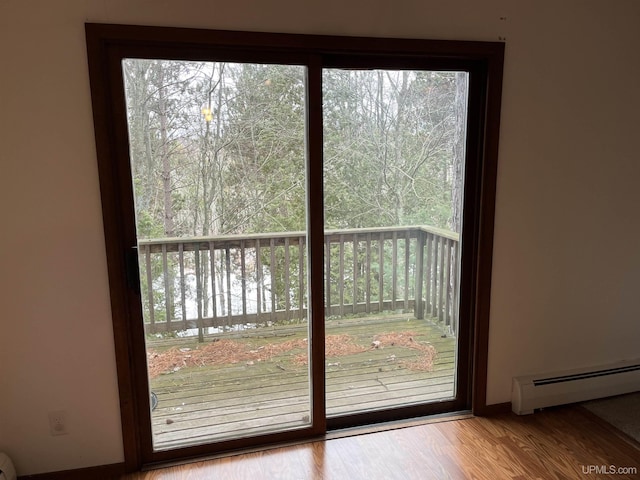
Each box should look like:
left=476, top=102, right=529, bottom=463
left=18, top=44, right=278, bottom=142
left=122, top=60, right=313, bottom=451
left=86, top=23, right=503, bottom=467
left=121, top=60, right=468, bottom=450
left=322, top=69, right=467, bottom=419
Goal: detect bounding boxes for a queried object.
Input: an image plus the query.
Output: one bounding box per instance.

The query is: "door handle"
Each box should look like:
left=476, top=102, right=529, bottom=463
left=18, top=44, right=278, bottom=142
left=125, top=246, right=141, bottom=295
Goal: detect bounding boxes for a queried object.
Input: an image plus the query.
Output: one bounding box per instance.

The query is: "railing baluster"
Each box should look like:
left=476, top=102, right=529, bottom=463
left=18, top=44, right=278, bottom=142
left=451, top=240, right=459, bottom=335
left=424, top=233, right=432, bottom=316
left=415, top=230, right=425, bottom=320
left=225, top=244, right=232, bottom=326
left=431, top=234, right=439, bottom=317
left=179, top=243, right=187, bottom=328
left=325, top=236, right=331, bottom=315
left=378, top=233, right=384, bottom=313
left=195, top=243, right=204, bottom=341
left=241, top=240, right=247, bottom=323
left=352, top=234, right=358, bottom=314
left=404, top=231, right=410, bottom=312
left=209, top=241, right=217, bottom=321
left=270, top=238, right=276, bottom=320
left=284, top=237, right=290, bottom=321
left=447, top=238, right=451, bottom=324
left=298, top=236, right=305, bottom=321
left=338, top=234, right=345, bottom=317
left=161, top=244, right=171, bottom=326
left=145, top=244, right=154, bottom=327
left=365, top=233, right=371, bottom=313
left=438, top=236, right=446, bottom=323
left=392, top=231, right=398, bottom=311
left=256, top=240, right=262, bottom=321
left=202, top=248, right=209, bottom=319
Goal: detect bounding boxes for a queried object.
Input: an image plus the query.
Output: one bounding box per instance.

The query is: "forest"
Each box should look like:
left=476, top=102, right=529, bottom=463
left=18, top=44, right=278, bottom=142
left=123, top=60, right=467, bottom=239
left=122, top=59, right=468, bottom=330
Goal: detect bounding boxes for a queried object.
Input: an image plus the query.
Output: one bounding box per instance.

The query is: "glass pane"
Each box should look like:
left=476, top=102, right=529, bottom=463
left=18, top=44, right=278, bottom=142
left=322, top=69, right=467, bottom=416
left=122, top=59, right=310, bottom=450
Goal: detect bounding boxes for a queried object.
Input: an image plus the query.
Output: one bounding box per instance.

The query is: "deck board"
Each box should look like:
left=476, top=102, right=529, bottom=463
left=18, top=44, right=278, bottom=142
left=147, top=314, right=456, bottom=451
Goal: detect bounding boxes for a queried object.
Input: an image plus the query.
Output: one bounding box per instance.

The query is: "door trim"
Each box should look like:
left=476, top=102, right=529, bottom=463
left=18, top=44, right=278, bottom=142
left=85, top=23, right=504, bottom=471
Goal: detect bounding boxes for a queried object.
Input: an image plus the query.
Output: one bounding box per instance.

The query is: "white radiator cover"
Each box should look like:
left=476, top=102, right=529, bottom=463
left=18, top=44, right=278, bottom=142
left=512, top=359, right=640, bottom=415
left=0, top=453, right=16, bottom=480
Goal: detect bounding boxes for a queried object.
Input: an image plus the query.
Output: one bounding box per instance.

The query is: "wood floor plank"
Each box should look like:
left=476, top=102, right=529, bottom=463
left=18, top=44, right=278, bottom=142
left=122, top=407, right=640, bottom=479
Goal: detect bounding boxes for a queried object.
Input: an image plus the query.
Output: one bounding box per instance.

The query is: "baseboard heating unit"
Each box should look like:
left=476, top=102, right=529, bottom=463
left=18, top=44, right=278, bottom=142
left=512, top=359, right=640, bottom=415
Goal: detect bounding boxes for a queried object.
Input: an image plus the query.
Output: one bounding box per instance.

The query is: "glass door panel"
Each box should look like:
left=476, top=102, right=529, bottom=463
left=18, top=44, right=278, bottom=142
left=322, top=69, right=468, bottom=417
left=122, top=59, right=311, bottom=450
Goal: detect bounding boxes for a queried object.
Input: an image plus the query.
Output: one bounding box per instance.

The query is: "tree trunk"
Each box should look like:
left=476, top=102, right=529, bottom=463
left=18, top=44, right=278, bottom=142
left=451, top=72, right=468, bottom=233
left=158, top=66, right=175, bottom=237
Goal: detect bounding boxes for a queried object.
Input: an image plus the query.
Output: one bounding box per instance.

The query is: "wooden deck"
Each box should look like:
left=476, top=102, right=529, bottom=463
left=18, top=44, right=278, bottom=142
left=147, top=314, right=456, bottom=451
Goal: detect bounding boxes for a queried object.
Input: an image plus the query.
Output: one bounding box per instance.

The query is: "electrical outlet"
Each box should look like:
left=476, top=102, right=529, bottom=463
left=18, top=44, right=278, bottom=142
left=48, top=410, right=68, bottom=436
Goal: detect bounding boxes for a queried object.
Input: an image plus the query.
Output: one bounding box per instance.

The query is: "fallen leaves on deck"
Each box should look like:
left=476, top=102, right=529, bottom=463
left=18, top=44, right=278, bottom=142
left=371, top=332, right=438, bottom=372
left=147, top=338, right=307, bottom=379
left=292, top=334, right=369, bottom=365
left=147, top=331, right=437, bottom=378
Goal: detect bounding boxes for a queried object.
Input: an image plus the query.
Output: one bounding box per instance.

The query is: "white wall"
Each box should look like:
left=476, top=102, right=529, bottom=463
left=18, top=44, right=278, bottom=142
left=1, top=0, right=639, bottom=475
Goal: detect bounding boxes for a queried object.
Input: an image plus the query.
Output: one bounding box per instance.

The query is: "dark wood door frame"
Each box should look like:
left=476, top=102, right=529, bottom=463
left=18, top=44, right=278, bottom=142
left=85, top=23, right=504, bottom=472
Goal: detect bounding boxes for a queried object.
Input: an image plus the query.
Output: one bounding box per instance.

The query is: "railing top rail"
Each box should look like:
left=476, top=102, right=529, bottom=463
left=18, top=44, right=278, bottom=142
left=418, top=225, right=460, bottom=241
left=137, top=225, right=459, bottom=248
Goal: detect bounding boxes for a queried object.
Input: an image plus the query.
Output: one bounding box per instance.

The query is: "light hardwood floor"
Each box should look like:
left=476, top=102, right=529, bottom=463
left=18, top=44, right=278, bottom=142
left=121, top=406, right=640, bottom=479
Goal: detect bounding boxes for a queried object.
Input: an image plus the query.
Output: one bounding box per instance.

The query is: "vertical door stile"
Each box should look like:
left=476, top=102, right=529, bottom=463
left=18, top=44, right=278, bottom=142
left=306, top=57, right=326, bottom=433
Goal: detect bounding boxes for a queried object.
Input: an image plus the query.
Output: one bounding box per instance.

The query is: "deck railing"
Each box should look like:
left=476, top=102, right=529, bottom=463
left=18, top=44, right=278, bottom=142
left=138, top=226, right=459, bottom=336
